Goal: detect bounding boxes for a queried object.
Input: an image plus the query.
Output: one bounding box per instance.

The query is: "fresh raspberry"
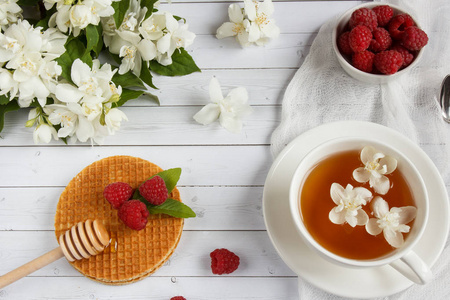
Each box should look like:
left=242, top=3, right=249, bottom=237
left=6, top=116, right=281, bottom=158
left=349, top=8, right=378, bottom=31
left=370, top=27, right=392, bottom=52
left=118, top=200, right=149, bottom=230
left=103, top=182, right=133, bottom=209
left=337, top=32, right=353, bottom=56
left=391, top=44, right=414, bottom=68
left=388, top=14, right=415, bottom=40
left=372, top=5, right=394, bottom=27
left=170, top=297, right=186, bottom=300
left=139, top=175, right=168, bottom=205
left=352, top=51, right=375, bottom=73
left=210, top=249, right=240, bottom=275
left=400, top=26, right=428, bottom=51
left=348, top=25, right=372, bottom=52
left=374, top=50, right=404, bottom=74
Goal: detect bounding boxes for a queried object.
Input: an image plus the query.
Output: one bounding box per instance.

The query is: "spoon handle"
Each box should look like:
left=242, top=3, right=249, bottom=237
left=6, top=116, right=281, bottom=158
left=0, top=247, right=64, bottom=289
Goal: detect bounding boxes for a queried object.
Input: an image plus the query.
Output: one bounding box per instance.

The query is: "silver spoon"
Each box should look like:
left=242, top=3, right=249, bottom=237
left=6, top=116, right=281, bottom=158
left=440, top=75, right=450, bottom=123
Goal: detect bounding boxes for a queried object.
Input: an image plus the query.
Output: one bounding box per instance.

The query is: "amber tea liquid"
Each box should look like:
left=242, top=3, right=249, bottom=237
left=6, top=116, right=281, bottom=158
left=299, top=149, right=415, bottom=260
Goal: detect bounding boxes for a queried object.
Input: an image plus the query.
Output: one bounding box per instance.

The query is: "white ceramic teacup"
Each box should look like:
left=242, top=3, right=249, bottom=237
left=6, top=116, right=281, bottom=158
left=289, top=137, right=431, bottom=284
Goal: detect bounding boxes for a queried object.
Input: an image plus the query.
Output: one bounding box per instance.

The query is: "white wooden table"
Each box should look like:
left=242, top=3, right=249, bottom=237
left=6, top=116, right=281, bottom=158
left=0, top=1, right=364, bottom=299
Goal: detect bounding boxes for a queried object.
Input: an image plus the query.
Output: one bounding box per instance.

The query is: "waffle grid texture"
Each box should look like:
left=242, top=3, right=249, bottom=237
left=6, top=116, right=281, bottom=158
left=54, top=156, right=184, bottom=285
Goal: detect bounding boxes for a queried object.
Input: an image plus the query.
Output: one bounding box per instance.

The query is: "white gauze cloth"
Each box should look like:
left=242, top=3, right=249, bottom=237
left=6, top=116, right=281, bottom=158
left=270, top=0, right=450, bottom=299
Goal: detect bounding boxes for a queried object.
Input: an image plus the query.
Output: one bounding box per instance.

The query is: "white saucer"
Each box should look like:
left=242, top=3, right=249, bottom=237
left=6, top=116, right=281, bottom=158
left=263, top=121, right=449, bottom=299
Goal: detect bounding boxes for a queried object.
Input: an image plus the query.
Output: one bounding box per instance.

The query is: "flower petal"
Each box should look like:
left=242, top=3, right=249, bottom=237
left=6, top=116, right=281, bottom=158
left=355, top=209, right=369, bottom=226
left=383, top=228, right=404, bottom=248
left=243, top=0, right=256, bottom=21
left=371, top=175, right=390, bottom=195
left=216, top=22, right=238, bottom=39
left=366, top=218, right=383, bottom=235
left=137, top=39, right=157, bottom=61
left=329, top=208, right=346, bottom=225
left=261, top=21, right=280, bottom=39
left=193, top=103, right=220, bottom=125
left=236, top=31, right=251, bottom=47
left=228, top=4, right=244, bottom=23
left=353, top=167, right=371, bottom=183
left=396, top=206, right=417, bottom=225
left=219, top=112, right=242, bottom=133
left=260, top=0, right=275, bottom=16
left=346, top=213, right=358, bottom=227
left=361, top=146, right=377, bottom=164
left=209, top=77, right=223, bottom=103
left=55, top=83, right=84, bottom=103
left=330, top=183, right=345, bottom=205
left=379, top=156, right=398, bottom=174
left=226, top=87, right=248, bottom=105
left=247, top=21, right=261, bottom=42
left=353, top=186, right=372, bottom=200
left=157, top=33, right=171, bottom=54
left=371, top=196, right=389, bottom=219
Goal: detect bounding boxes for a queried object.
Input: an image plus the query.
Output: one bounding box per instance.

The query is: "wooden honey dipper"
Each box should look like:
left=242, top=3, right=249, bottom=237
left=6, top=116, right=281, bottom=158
left=0, top=219, right=109, bottom=289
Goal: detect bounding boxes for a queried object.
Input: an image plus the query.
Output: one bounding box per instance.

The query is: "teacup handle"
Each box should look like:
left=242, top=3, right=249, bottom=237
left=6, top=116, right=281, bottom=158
left=389, top=251, right=432, bottom=284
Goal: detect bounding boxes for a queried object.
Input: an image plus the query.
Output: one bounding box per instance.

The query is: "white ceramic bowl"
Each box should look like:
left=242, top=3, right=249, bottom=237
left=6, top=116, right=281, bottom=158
left=332, top=3, right=425, bottom=84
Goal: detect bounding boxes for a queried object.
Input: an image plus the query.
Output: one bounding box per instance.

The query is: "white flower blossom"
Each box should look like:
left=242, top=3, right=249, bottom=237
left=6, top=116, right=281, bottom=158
left=0, top=20, right=67, bottom=107
left=243, top=0, right=280, bottom=46
left=194, top=77, right=252, bottom=134
left=365, top=196, right=417, bottom=248
left=33, top=123, right=58, bottom=144
left=329, top=183, right=372, bottom=227
left=0, top=0, right=22, bottom=31
left=216, top=4, right=251, bottom=47
left=46, top=0, right=116, bottom=37
left=353, top=146, right=398, bottom=195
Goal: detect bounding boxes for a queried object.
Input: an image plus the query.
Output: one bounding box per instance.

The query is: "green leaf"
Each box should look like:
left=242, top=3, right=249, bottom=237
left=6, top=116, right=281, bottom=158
left=155, top=168, right=182, bottom=193
left=85, top=24, right=103, bottom=56
left=0, top=100, right=20, bottom=133
left=112, top=72, right=145, bottom=89
left=147, top=198, right=196, bottom=218
left=56, top=39, right=92, bottom=83
left=142, top=91, right=160, bottom=105
left=150, top=48, right=200, bottom=76
left=0, top=95, right=9, bottom=105
left=114, top=89, right=144, bottom=107
left=17, top=0, right=38, bottom=6
left=112, top=0, right=130, bottom=28
left=140, top=62, right=158, bottom=89
left=141, top=0, right=159, bottom=19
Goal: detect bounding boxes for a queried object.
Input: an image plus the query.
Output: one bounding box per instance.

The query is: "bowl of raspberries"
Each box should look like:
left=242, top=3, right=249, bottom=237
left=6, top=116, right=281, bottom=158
left=332, top=3, right=428, bottom=84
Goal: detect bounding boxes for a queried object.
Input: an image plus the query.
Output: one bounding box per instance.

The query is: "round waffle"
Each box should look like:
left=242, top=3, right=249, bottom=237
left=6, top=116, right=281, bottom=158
left=54, top=155, right=184, bottom=284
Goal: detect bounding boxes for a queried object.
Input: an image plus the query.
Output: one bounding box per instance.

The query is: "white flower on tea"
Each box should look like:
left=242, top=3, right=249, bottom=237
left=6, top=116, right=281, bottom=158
left=193, top=77, right=252, bottom=134
left=243, top=0, right=280, bottom=46
left=365, top=196, right=417, bottom=248
left=216, top=4, right=252, bottom=47
left=0, top=0, right=22, bottom=31
left=329, top=183, right=372, bottom=227
left=353, top=146, right=398, bottom=195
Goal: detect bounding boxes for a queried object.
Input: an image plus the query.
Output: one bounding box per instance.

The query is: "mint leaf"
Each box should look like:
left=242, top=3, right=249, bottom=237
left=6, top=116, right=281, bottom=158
left=112, top=72, right=145, bottom=89
left=0, top=100, right=20, bottom=133
left=140, top=62, right=158, bottom=89
left=155, top=168, right=181, bottom=193
left=112, top=0, right=130, bottom=28
left=147, top=198, right=196, bottom=218
left=85, top=24, right=103, bottom=56
left=150, top=48, right=200, bottom=76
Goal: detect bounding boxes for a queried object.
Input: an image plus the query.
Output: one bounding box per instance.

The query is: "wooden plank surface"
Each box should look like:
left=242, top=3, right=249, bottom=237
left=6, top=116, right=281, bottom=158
left=0, top=1, right=368, bottom=299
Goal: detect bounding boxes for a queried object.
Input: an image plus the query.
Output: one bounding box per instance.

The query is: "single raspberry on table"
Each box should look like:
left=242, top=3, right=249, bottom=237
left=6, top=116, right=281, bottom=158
left=349, top=8, right=378, bottom=31
left=388, top=13, right=415, bottom=40
left=352, top=51, right=375, bottom=73
left=374, top=50, right=404, bottom=74
left=372, top=5, right=394, bottom=27
left=401, top=26, right=428, bottom=51
left=337, top=32, right=353, bottom=56
left=391, top=44, right=414, bottom=67
left=170, top=297, right=186, bottom=300
left=370, top=27, right=392, bottom=52
left=103, top=182, right=133, bottom=209
left=118, top=200, right=149, bottom=230
left=210, top=248, right=240, bottom=275
left=348, top=25, right=372, bottom=52
left=139, top=175, right=168, bottom=205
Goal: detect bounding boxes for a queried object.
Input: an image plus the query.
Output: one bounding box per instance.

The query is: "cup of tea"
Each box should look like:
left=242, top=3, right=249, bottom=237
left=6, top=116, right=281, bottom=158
left=289, top=137, right=431, bottom=284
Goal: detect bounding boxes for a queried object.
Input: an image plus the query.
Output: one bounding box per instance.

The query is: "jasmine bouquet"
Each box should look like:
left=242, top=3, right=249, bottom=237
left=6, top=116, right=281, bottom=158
left=0, top=0, right=199, bottom=144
